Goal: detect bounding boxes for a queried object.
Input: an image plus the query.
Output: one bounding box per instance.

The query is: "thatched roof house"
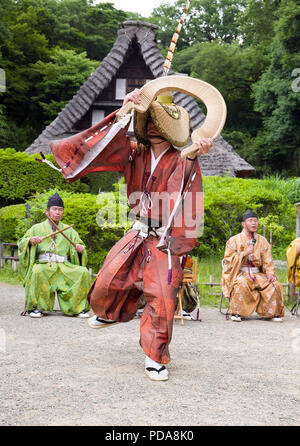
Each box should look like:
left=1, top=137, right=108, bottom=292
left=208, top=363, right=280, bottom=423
left=26, top=20, right=255, bottom=177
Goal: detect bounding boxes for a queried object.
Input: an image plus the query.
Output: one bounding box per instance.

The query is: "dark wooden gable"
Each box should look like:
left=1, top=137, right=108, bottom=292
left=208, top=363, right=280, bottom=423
left=115, top=39, right=154, bottom=84
left=74, top=39, right=154, bottom=131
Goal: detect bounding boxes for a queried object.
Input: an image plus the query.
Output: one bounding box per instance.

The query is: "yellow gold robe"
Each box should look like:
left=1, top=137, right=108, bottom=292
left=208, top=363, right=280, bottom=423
left=222, top=231, right=284, bottom=318
left=286, top=237, right=300, bottom=287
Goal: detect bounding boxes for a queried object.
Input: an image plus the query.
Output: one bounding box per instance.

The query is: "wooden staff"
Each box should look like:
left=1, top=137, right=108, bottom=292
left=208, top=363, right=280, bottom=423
left=45, top=212, right=77, bottom=248
left=40, top=225, right=74, bottom=242
left=162, top=0, right=191, bottom=76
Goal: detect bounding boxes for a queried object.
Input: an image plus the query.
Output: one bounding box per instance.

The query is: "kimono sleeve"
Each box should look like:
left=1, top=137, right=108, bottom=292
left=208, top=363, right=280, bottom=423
left=261, top=239, right=276, bottom=276
left=67, top=227, right=88, bottom=267
left=221, top=237, right=244, bottom=299
left=49, top=110, right=135, bottom=182
left=17, top=226, right=38, bottom=284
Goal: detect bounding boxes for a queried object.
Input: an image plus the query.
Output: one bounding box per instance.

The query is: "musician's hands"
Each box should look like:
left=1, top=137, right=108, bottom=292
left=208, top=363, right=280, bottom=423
left=243, top=242, right=254, bottom=257
left=30, top=236, right=42, bottom=245
left=123, top=88, right=141, bottom=106
left=75, top=244, right=84, bottom=253
left=187, top=138, right=214, bottom=159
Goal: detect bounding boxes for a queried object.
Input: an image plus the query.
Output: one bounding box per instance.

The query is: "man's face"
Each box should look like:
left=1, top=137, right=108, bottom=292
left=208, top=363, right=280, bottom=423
left=146, top=120, right=167, bottom=145
left=242, top=217, right=259, bottom=233
left=47, top=206, right=64, bottom=223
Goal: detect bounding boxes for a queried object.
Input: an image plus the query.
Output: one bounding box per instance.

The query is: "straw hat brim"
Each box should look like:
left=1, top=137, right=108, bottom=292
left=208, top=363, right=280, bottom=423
left=134, top=101, right=190, bottom=148
left=117, top=75, right=227, bottom=150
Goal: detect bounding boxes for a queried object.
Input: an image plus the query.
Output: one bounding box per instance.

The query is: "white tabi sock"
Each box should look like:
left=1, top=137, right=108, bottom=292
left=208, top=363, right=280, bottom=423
left=145, top=355, right=163, bottom=369
left=145, top=355, right=168, bottom=381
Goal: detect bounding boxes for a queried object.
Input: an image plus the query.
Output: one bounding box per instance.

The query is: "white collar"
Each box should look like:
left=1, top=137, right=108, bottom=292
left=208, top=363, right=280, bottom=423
left=150, top=146, right=170, bottom=176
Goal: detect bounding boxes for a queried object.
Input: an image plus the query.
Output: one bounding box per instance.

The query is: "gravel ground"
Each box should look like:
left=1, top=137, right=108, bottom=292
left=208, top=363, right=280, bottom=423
left=0, top=282, right=300, bottom=426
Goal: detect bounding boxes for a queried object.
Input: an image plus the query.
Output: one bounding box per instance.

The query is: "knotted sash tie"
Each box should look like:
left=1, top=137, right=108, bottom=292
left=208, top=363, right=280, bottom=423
left=140, top=174, right=156, bottom=216
left=126, top=221, right=174, bottom=284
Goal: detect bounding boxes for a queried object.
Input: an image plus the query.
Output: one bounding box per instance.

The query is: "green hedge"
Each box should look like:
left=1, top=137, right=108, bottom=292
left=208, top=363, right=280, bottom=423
left=0, top=148, right=89, bottom=206
left=82, top=171, right=122, bottom=194
left=0, top=177, right=296, bottom=269
left=0, top=203, right=26, bottom=242
left=192, top=176, right=295, bottom=258
left=0, top=148, right=125, bottom=206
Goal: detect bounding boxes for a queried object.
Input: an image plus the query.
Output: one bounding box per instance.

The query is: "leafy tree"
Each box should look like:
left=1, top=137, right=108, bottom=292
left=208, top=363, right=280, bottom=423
left=250, top=0, right=300, bottom=175
left=239, top=0, right=280, bottom=48
left=0, top=0, right=14, bottom=53
left=0, top=105, right=37, bottom=151
left=32, top=48, right=98, bottom=122
left=190, top=41, right=266, bottom=132
left=151, top=0, right=246, bottom=51
left=80, top=1, right=127, bottom=60
left=0, top=0, right=52, bottom=147
left=0, top=0, right=127, bottom=149
left=36, top=0, right=127, bottom=60
left=3, top=0, right=127, bottom=59
left=1, top=22, right=50, bottom=113
left=172, top=42, right=203, bottom=74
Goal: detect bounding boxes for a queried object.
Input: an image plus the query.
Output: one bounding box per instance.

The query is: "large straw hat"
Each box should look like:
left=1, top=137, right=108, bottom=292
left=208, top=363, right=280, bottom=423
left=133, top=94, right=190, bottom=148
left=116, top=75, right=227, bottom=157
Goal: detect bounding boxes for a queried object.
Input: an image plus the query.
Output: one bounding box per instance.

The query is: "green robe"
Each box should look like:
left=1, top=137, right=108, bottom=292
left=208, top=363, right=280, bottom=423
left=18, top=220, right=91, bottom=315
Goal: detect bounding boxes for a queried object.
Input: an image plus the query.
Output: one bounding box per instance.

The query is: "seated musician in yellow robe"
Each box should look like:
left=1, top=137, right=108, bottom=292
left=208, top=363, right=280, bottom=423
left=18, top=193, right=91, bottom=318
left=221, top=210, right=285, bottom=322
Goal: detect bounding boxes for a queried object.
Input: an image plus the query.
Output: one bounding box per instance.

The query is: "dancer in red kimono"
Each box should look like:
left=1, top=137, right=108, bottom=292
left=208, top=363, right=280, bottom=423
left=49, top=77, right=227, bottom=381
left=86, top=89, right=212, bottom=381
left=49, top=4, right=226, bottom=381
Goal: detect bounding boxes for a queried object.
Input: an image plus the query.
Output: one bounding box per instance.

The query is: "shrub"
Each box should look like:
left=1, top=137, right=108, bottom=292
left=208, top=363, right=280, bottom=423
left=0, top=148, right=88, bottom=206
left=1, top=176, right=296, bottom=269
left=259, top=175, right=300, bottom=204
left=82, top=171, right=122, bottom=194
left=286, top=178, right=300, bottom=205
left=0, top=203, right=26, bottom=242
left=192, top=176, right=295, bottom=259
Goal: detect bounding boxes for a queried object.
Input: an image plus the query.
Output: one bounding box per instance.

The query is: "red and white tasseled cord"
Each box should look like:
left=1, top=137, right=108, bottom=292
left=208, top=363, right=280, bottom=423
left=162, top=0, right=191, bottom=76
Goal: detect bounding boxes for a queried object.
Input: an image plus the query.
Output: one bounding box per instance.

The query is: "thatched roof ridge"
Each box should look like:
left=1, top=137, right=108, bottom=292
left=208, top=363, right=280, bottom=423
left=197, top=136, right=254, bottom=177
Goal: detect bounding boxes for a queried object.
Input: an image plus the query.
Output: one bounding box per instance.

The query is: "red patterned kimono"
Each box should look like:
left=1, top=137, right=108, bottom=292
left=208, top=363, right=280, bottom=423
left=50, top=111, right=204, bottom=364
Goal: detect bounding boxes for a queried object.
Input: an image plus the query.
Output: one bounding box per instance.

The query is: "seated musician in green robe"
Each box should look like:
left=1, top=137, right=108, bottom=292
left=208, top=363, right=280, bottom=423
left=18, top=193, right=91, bottom=318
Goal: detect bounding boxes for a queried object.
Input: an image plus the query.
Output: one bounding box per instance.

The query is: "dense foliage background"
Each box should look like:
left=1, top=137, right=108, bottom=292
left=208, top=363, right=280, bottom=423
left=0, top=176, right=298, bottom=270
left=0, top=0, right=299, bottom=270
left=0, top=0, right=299, bottom=175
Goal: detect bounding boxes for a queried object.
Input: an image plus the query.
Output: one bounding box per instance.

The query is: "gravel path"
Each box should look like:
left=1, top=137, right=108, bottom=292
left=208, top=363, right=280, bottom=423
left=0, top=282, right=300, bottom=426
